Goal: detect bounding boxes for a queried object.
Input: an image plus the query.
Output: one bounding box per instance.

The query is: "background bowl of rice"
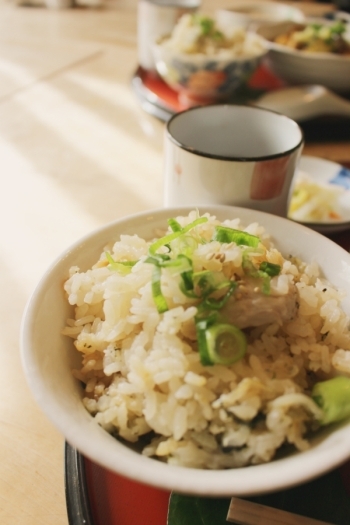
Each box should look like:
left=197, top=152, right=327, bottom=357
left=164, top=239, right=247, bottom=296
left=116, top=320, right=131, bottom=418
left=20, top=205, right=350, bottom=496
left=257, top=20, right=350, bottom=93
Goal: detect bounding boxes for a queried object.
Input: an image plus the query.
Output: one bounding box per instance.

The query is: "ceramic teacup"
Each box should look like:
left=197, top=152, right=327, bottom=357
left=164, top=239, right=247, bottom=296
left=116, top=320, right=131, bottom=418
left=163, top=104, right=304, bottom=217
left=137, top=0, right=200, bottom=72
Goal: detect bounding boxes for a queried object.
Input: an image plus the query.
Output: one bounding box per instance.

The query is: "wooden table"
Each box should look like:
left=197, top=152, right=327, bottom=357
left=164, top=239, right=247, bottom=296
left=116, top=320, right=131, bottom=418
left=0, top=1, right=348, bottom=524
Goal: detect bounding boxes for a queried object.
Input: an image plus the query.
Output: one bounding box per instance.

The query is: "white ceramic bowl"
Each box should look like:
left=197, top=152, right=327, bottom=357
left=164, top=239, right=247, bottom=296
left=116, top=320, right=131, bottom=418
left=20, top=205, right=350, bottom=497
left=216, top=1, right=305, bottom=32
left=152, top=33, right=267, bottom=104
left=258, top=21, right=350, bottom=93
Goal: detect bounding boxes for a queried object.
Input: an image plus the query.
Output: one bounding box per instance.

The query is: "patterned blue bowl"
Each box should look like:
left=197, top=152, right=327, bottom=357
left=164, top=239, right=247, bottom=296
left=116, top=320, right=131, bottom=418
left=152, top=33, right=268, bottom=103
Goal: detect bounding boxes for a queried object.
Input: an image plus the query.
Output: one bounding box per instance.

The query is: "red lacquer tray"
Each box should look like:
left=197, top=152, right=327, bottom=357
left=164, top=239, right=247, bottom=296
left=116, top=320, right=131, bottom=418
left=65, top=442, right=350, bottom=525
left=131, top=63, right=285, bottom=118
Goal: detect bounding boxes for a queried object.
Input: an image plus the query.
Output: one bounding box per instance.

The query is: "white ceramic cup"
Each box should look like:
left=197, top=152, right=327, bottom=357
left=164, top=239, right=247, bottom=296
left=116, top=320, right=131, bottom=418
left=137, top=0, right=200, bottom=72
left=163, top=104, right=304, bottom=217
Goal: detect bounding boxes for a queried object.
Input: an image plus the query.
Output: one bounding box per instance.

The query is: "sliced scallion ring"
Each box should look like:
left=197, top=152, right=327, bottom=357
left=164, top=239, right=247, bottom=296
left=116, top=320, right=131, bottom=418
left=205, top=323, right=247, bottom=366
left=195, top=315, right=246, bottom=366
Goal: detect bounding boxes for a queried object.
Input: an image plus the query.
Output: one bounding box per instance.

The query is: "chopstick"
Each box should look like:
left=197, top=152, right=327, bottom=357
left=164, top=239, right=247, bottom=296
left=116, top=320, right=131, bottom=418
left=227, top=497, right=334, bottom=525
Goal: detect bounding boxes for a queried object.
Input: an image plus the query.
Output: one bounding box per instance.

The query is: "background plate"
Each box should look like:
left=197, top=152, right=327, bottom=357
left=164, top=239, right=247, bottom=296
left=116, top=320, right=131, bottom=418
left=292, top=156, right=350, bottom=233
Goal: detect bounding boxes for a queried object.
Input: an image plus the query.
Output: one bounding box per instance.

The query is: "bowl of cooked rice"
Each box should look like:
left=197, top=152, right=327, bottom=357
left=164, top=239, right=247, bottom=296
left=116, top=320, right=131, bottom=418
left=21, top=205, right=350, bottom=496
left=152, top=13, right=267, bottom=106
left=257, top=19, right=350, bottom=93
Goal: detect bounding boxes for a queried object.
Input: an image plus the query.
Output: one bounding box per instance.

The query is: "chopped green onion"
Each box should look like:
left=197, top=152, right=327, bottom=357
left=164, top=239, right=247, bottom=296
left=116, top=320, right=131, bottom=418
left=196, top=319, right=213, bottom=365
left=168, top=218, right=182, bottom=232
left=330, top=21, right=346, bottom=35
left=145, top=254, right=191, bottom=274
left=150, top=265, right=168, bottom=314
left=201, top=281, right=237, bottom=311
left=197, top=16, right=214, bottom=36
left=195, top=316, right=246, bottom=366
left=149, top=217, right=208, bottom=256
left=259, top=261, right=281, bottom=277
left=213, top=226, right=260, bottom=247
left=145, top=253, right=193, bottom=313
left=242, top=254, right=277, bottom=294
left=312, top=376, right=350, bottom=425
left=105, top=252, right=137, bottom=274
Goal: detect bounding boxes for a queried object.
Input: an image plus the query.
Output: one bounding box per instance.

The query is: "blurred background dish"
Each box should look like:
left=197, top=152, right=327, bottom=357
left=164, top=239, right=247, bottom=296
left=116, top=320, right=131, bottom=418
left=152, top=13, right=267, bottom=105
left=289, top=155, right=350, bottom=233
left=216, top=1, right=305, bottom=32
left=257, top=19, right=350, bottom=93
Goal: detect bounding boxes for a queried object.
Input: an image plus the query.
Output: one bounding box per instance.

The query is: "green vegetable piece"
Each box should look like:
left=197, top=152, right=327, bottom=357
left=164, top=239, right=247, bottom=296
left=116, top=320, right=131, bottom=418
left=145, top=254, right=192, bottom=274
left=213, top=226, right=260, bottom=247
left=196, top=315, right=246, bottom=367
left=312, top=376, right=350, bottom=425
left=196, top=319, right=213, bottom=366
left=149, top=217, right=208, bottom=255
left=168, top=218, right=182, bottom=232
left=105, top=252, right=136, bottom=274
left=330, top=21, right=346, bottom=35
left=259, top=261, right=281, bottom=277
left=145, top=253, right=193, bottom=312
left=242, top=253, right=271, bottom=294
left=196, top=16, right=214, bottom=35
left=205, top=323, right=247, bottom=366
left=150, top=265, right=168, bottom=314
left=201, top=281, right=237, bottom=311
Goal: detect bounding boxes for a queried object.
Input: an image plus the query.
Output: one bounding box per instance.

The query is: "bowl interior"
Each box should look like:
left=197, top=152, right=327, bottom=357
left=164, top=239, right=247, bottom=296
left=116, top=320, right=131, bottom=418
left=20, top=205, right=350, bottom=496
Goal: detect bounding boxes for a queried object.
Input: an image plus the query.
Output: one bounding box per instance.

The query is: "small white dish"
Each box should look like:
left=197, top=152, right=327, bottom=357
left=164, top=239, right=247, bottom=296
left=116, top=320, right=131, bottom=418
left=290, top=156, right=350, bottom=234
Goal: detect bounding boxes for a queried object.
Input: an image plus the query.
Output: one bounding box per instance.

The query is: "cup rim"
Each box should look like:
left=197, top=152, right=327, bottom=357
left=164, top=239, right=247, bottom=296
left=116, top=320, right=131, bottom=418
left=166, top=104, right=304, bottom=161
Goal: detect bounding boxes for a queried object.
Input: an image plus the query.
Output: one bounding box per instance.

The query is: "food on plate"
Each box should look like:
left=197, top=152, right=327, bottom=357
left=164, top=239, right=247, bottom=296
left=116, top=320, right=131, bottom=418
left=157, top=13, right=265, bottom=58
left=273, top=21, right=350, bottom=55
left=62, top=211, right=350, bottom=469
left=288, top=171, right=345, bottom=222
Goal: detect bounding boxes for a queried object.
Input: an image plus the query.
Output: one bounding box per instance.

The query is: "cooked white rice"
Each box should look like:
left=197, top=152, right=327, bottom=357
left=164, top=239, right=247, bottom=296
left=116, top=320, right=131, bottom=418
left=62, top=211, right=350, bottom=469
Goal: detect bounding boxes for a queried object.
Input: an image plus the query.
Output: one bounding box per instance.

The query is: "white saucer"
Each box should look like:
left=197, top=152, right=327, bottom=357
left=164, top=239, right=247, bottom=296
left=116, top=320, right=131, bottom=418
left=289, top=155, right=350, bottom=234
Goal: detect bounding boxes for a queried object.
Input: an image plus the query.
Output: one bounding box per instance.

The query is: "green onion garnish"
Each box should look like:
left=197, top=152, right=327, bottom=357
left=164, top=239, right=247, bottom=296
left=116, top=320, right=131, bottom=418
left=259, top=261, right=281, bottom=277
left=213, top=226, right=260, bottom=247
left=150, top=264, right=168, bottom=314
left=312, top=376, right=350, bottom=425
left=145, top=254, right=193, bottom=313
left=241, top=254, right=281, bottom=294
left=168, top=218, right=182, bottom=232
left=149, top=217, right=208, bottom=256
left=145, top=253, right=191, bottom=274
left=105, top=252, right=137, bottom=274
left=201, top=281, right=237, bottom=311
left=195, top=315, right=246, bottom=366
left=329, top=21, right=346, bottom=36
